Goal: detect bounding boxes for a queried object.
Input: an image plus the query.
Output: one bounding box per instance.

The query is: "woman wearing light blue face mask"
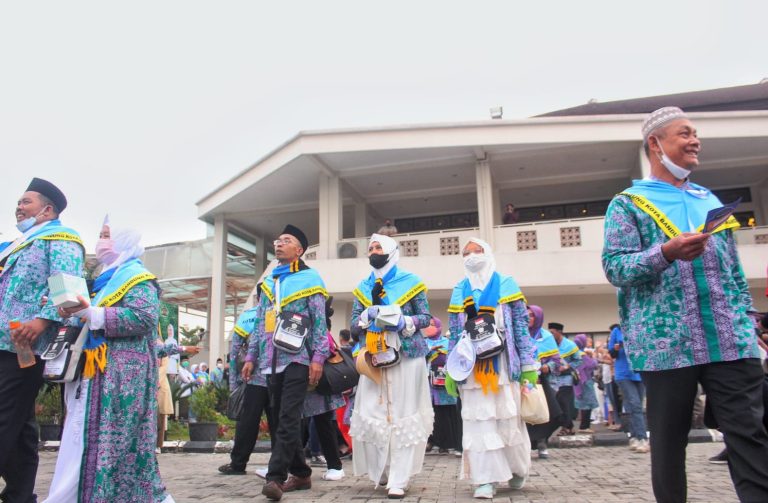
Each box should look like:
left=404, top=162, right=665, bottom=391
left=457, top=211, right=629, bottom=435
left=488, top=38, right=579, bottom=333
left=446, top=238, right=537, bottom=500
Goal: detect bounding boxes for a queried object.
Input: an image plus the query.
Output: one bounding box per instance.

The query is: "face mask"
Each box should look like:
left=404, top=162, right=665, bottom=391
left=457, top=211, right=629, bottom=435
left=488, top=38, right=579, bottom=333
left=16, top=207, right=48, bottom=233
left=463, top=253, right=488, bottom=273
left=95, top=238, right=120, bottom=265
left=181, top=361, right=190, bottom=368
left=216, top=363, right=223, bottom=369
left=16, top=217, right=37, bottom=233
left=653, top=137, right=691, bottom=180
left=369, top=253, right=389, bottom=269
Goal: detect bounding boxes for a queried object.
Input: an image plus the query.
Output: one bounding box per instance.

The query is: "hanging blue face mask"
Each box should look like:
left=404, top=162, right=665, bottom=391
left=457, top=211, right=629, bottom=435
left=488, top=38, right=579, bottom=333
left=16, top=217, right=37, bottom=233
left=16, top=207, right=48, bottom=233
left=653, top=138, right=691, bottom=180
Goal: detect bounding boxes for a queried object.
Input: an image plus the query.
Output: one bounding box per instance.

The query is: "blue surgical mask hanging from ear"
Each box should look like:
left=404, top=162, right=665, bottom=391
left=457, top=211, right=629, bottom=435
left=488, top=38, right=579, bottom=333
left=16, top=217, right=37, bottom=233
left=16, top=207, right=48, bottom=233
left=652, top=137, right=691, bottom=181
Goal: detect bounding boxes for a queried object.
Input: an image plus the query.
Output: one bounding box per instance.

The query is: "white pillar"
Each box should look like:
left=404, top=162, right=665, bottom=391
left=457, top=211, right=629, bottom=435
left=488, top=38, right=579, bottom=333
left=318, top=174, right=343, bottom=259
left=756, top=183, right=768, bottom=226
left=355, top=203, right=367, bottom=238
left=492, top=187, right=501, bottom=225
left=253, top=234, right=265, bottom=277
left=209, top=215, right=228, bottom=363
left=475, top=159, right=495, bottom=245
left=638, top=144, right=651, bottom=179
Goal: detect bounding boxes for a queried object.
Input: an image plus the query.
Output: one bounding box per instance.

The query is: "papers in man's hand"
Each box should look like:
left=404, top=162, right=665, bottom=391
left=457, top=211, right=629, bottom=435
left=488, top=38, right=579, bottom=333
left=703, top=198, right=741, bottom=233
left=375, top=305, right=402, bottom=328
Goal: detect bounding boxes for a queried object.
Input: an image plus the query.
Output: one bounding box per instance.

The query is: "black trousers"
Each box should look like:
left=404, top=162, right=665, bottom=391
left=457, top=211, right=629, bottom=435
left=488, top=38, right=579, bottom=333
left=429, top=404, right=461, bottom=450
left=0, top=351, right=44, bottom=503
left=555, top=385, right=576, bottom=430
left=642, top=359, right=768, bottom=503
left=579, top=410, right=592, bottom=430
left=310, top=411, right=342, bottom=470
left=266, top=363, right=311, bottom=483
left=230, top=384, right=274, bottom=471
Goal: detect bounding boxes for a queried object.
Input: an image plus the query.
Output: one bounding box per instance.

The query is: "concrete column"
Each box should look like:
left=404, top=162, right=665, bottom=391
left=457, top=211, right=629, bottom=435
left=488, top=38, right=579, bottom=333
left=355, top=203, right=368, bottom=238
left=638, top=144, right=651, bottom=179
left=253, top=234, right=266, bottom=277
left=209, top=215, right=228, bottom=363
left=475, top=159, right=495, bottom=245
left=318, top=174, right=343, bottom=259
left=492, top=187, right=502, bottom=225
left=756, top=182, right=768, bottom=226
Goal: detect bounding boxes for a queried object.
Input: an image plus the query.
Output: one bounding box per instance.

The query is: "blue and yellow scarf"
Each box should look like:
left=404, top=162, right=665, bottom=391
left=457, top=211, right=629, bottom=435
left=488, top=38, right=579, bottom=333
left=557, top=336, right=579, bottom=359
left=448, top=273, right=525, bottom=394
left=261, top=259, right=327, bottom=308
left=233, top=306, right=260, bottom=339
left=0, top=220, right=83, bottom=274
left=533, top=328, right=560, bottom=360
left=84, top=258, right=157, bottom=378
left=353, top=266, right=426, bottom=355
left=619, top=179, right=739, bottom=238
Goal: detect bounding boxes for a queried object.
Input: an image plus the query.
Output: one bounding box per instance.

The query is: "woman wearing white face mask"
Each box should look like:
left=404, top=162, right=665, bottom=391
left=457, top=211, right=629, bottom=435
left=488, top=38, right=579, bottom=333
left=445, top=238, right=537, bottom=499
left=44, top=219, right=175, bottom=503
left=349, top=234, right=434, bottom=499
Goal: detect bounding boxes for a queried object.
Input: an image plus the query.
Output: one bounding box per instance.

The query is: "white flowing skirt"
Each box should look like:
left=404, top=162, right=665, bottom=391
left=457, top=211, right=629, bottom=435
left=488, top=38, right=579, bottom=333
left=350, top=356, right=434, bottom=489
left=459, top=357, right=531, bottom=486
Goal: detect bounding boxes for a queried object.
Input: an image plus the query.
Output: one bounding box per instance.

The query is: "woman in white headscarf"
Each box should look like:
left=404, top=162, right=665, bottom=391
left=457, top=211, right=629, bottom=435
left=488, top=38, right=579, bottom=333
left=45, top=219, right=175, bottom=503
left=445, top=238, right=537, bottom=499
left=348, top=234, right=434, bottom=499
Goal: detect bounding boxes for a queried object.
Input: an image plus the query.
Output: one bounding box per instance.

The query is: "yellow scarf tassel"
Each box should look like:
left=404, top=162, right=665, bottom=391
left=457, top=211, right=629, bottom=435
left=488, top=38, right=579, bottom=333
left=82, top=344, right=108, bottom=379
left=473, top=358, right=499, bottom=395
left=366, top=330, right=388, bottom=355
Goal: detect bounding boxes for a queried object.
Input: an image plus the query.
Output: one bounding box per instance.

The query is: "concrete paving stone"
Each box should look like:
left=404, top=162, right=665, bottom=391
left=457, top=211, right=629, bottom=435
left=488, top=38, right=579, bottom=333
left=14, top=443, right=741, bottom=502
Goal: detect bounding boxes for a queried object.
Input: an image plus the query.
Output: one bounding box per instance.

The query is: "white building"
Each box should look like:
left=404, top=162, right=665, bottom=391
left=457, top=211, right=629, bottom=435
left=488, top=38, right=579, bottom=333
left=196, top=83, right=768, bottom=360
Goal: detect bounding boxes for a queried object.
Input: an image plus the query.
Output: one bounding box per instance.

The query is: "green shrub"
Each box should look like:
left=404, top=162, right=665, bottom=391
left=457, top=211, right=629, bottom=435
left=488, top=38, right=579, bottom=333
left=189, top=384, right=224, bottom=423
left=35, top=383, right=62, bottom=424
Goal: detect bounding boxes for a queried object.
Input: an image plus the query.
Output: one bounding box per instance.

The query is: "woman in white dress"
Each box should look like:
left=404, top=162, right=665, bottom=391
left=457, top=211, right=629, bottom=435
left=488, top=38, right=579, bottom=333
left=446, top=238, right=538, bottom=499
left=349, top=234, right=434, bottom=499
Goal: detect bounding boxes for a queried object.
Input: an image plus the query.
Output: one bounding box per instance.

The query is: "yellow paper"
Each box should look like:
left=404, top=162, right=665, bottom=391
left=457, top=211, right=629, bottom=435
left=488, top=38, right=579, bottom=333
left=265, top=309, right=276, bottom=333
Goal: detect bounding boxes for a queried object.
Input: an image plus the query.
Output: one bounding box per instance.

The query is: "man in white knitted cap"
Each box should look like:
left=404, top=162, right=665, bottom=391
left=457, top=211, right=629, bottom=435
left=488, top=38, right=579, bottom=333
left=602, top=107, right=768, bottom=502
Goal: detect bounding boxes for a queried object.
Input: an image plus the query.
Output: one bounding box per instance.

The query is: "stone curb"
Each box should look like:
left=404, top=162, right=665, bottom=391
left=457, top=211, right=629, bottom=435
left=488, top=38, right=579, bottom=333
left=38, top=430, right=721, bottom=453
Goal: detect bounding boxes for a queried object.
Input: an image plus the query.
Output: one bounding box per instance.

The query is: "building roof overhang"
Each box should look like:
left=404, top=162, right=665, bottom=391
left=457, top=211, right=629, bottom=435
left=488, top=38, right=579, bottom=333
left=196, top=111, right=768, bottom=243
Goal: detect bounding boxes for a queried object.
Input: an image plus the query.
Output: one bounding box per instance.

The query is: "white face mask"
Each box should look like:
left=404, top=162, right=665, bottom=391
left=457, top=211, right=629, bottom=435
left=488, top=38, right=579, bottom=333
left=653, top=138, right=691, bottom=180
left=216, top=363, right=223, bottom=369
left=463, top=253, right=488, bottom=273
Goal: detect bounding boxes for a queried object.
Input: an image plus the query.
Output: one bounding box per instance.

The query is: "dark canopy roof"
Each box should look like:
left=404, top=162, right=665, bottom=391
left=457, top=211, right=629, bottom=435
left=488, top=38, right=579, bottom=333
left=537, top=81, right=768, bottom=117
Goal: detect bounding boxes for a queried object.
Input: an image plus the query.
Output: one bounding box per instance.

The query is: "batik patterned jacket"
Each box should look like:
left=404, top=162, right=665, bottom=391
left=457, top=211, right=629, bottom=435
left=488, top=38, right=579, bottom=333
left=245, top=293, right=330, bottom=374
left=0, top=237, right=84, bottom=353
left=602, top=195, right=759, bottom=371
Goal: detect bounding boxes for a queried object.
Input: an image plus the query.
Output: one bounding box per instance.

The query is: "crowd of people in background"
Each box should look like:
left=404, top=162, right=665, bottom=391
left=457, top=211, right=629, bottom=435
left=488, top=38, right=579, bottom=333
left=1, top=105, right=768, bottom=503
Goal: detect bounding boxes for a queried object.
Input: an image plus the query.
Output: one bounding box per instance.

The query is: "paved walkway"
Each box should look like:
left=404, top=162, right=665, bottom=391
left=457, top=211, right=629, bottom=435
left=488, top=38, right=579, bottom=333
left=27, top=443, right=737, bottom=502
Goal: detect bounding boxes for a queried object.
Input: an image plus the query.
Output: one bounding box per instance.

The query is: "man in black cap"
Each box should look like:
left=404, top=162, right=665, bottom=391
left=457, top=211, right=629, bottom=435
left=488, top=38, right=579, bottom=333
left=548, top=322, right=581, bottom=436
left=242, top=224, right=331, bottom=501
left=0, top=178, right=84, bottom=502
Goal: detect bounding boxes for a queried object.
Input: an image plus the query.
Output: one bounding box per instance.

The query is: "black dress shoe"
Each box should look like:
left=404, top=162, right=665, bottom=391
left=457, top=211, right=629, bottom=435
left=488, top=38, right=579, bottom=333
left=218, top=463, right=246, bottom=475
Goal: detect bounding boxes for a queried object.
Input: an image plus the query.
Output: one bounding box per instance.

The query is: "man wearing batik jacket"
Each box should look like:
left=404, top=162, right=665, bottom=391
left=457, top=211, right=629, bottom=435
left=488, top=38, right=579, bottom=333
left=218, top=298, right=274, bottom=476
left=241, top=224, right=330, bottom=502
left=0, top=178, right=84, bottom=502
left=602, top=107, right=768, bottom=503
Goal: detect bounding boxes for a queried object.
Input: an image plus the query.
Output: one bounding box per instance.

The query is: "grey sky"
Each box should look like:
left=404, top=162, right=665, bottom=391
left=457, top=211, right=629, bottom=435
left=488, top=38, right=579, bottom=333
left=2, top=0, right=765, bottom=251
